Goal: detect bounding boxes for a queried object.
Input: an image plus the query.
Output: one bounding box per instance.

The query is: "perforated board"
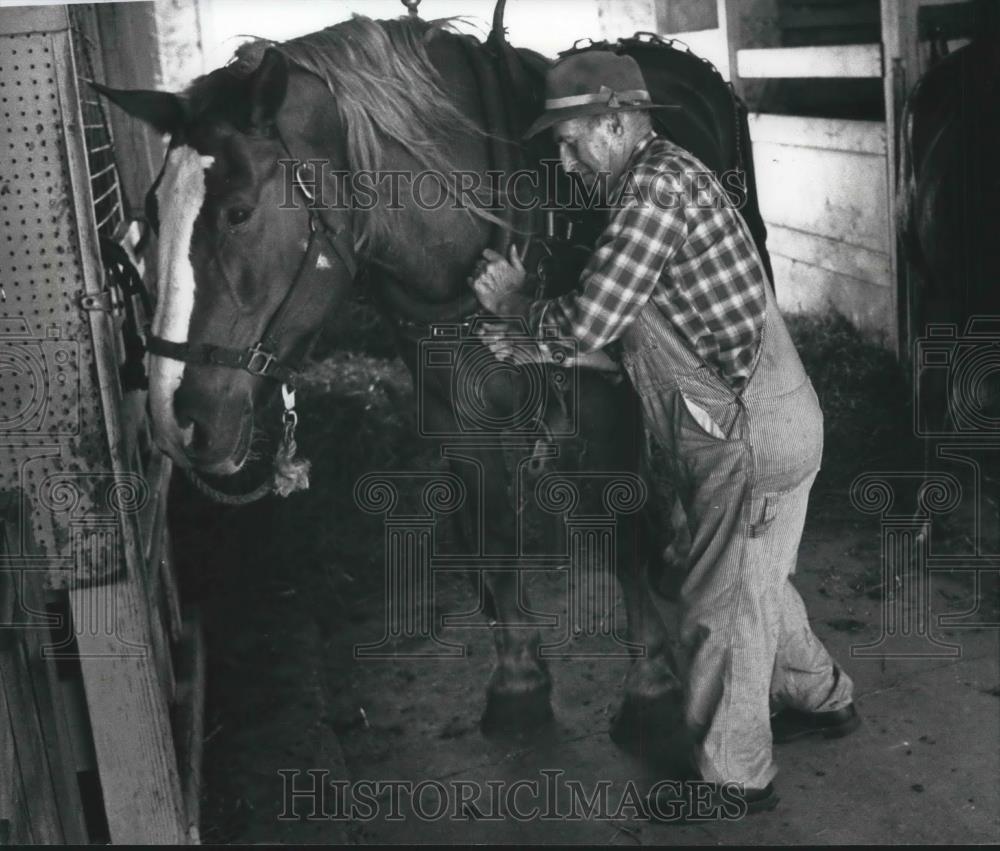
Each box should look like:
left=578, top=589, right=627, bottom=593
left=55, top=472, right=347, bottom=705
left=0, top=8, right=189, bottom=844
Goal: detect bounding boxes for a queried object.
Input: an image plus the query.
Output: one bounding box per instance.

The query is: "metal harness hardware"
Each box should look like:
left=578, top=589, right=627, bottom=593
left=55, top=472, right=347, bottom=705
left=146, top=153, right=356, bottom=389
left=144, top=141, right=354, bottom=504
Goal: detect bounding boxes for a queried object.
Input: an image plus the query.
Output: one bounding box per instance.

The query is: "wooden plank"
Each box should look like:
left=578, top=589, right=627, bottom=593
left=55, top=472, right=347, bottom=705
left=772, top=254, right=895, bottom=345
left=767, top=223, right=892, bottom=287
left=0, top=5, right=68, bottom=36
left=737, top=43, right=883, bottom=78
left=1, top=675, right=28, bottom=845
left=0, top=680, right=23, bottom=845
left=656, top=0, right=719, bottom=34
left=159, top=527, right=184, bottom=647
left=53, top=27, right=188, bottom=844
left=140, top=451, right=170, bottom=563
left=881, top=0, right=920, bottom=358
left=780, top=5, right=881, bottom=30
left=749, top=112, right=885, bottom=154
left=23, top=591, right=90, bottom=844
left=919, top=0, right=976, bottom=40
left=752, top=141, right=890, bottom=253
left=172, top=612, right=205, bottom=844
left=94, top=1, right=165, bottom=219
left=0, top=641, right=65, bottom=843
left=594, top=0, right=657, bottom=38
left=666, top=28, right=731, bottom=80
left=67, top=580, right=187, bottom=845
left=717, top=0, right=742, bottom=95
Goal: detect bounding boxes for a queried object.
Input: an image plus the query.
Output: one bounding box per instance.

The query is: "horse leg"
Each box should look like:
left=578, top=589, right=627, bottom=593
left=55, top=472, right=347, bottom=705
left=440, top=444, right=554, bottom=735
left=610, top=510, right=686, bottom=761
left=480, top=566, right=554, bottom=733
left=565, top=373, right=684, bottom=755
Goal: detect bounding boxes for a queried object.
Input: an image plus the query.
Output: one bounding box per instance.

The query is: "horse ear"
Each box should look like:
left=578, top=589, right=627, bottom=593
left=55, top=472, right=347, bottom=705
left=249, top=49, right=289, bottom=131
left=89, top=81, right=186, bottom=135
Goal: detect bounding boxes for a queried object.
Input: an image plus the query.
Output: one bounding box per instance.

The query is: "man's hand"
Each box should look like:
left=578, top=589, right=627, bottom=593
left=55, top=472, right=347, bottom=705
left=469, top=245, right=528, bottom=314
left=473, top=320, right=539, bottom=364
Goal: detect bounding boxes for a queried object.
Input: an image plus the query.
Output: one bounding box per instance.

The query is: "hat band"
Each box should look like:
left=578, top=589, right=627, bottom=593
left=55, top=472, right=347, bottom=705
left=544, top=88, right=651, bottom=110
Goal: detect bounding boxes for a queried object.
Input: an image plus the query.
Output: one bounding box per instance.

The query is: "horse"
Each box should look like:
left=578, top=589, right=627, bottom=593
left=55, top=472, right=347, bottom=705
left=898, top=2, right=1000, bottom=434
left=96, top=13, right=760, bottom=746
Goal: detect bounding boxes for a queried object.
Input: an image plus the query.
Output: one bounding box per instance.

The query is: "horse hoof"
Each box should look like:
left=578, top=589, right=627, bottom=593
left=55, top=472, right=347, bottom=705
left=481, top=683, right=554, bottom=735
left=609, top=692, right=686, bottom=763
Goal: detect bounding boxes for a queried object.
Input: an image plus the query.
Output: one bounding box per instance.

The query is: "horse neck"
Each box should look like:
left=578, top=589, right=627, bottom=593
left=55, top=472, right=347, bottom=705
left=354, top=31, right=546, bottom=324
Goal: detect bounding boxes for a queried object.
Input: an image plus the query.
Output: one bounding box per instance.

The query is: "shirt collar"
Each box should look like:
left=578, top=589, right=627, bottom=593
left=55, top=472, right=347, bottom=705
left=629, top=130, right=658, bottom=165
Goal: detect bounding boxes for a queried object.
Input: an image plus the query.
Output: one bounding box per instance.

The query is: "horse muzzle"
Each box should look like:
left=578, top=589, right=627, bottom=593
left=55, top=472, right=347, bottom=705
left=149, top=355, right=255, bottom=474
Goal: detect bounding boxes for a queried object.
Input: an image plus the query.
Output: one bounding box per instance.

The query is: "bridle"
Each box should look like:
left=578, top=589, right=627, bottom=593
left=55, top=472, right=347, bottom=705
left=143, top=139, right=357, bottom=504
left=145, top=142, right=357, bottom=388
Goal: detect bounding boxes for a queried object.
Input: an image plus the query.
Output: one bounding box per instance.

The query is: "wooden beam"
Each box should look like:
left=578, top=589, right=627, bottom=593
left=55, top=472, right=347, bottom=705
left=53, top=28, right=188, bottom=844
left=173, top=612, right=206, bottom=843
left=737, top=43, right=884, bottom=78
left=767, top=223, right=892, bottom=287
left=881, top=0, right=920, bottom=359
left=0, top=4, right=68, bottom=35
left=94, top=0, right=165, bottom=218
left=748, top=113, right=886, bottom=154
left=0, top=642, right=65, bottom=843
left=668, top=28, right=732, bottom=80
left=717, top=0, right=742, bottom=94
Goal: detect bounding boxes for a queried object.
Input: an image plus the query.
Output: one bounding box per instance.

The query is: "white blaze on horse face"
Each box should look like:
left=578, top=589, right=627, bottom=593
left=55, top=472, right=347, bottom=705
left=148, top=145, right=215, bottom=460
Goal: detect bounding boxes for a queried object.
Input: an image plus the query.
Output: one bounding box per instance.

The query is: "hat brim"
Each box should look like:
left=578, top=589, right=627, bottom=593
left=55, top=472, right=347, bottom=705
left=523, top=101, right=679, bottom=140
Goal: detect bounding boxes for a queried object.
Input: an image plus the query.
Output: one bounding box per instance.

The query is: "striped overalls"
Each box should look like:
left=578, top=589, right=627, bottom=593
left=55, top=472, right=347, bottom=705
left=621, top=264, right=854, bottom=790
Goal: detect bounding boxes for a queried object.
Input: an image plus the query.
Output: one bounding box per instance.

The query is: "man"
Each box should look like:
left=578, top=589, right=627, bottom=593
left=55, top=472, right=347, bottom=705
left=471, top=51, right=860, bottom=820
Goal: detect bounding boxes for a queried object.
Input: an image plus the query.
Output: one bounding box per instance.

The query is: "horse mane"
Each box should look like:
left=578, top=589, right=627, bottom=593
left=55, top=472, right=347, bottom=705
left=277, top=15, right=485, bottom=250
left=182, top=15, right=501, bottom=252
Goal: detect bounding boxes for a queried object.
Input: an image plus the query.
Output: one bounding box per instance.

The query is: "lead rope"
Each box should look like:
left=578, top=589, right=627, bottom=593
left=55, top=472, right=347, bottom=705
left=181, top=383, right=310, bottom=504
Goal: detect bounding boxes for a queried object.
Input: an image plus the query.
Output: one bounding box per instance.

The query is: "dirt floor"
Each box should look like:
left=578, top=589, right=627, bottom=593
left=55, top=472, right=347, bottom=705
left=173, top=315, right=1000, bottom=845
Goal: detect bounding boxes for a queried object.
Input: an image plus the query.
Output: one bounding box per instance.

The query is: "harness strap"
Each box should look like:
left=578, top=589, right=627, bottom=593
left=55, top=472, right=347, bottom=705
left=146, top=337, right=298, bottom=383
left=147, top=153, right=356, bottom=385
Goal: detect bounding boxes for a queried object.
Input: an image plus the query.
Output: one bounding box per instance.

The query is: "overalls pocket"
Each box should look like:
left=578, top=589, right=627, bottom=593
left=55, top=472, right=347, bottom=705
left=676, top=371, right=745, bottom=444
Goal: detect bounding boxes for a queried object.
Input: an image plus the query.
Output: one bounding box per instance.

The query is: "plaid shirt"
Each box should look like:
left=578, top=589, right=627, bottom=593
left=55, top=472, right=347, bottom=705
left=530, top=132, right=768, bottom=391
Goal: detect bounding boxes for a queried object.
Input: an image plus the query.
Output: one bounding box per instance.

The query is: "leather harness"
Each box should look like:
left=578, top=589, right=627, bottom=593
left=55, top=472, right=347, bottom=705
left=145, top=10, right=535, bottom=386
left=145, top=138, right=357, bottom=387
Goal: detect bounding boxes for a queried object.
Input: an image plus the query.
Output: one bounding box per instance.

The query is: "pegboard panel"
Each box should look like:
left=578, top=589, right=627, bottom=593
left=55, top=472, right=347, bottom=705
left=0, top=15, right=190, bottom=843
left=0, top=26, right=112, bottom=559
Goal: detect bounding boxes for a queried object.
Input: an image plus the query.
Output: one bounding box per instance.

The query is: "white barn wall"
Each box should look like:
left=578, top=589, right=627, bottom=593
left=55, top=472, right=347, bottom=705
left=751, top=114, right=894, bottom=344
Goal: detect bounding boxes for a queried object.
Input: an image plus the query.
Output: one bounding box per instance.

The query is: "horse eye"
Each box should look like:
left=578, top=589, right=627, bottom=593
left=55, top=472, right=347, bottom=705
left=226, top=206, right=253, bottom=227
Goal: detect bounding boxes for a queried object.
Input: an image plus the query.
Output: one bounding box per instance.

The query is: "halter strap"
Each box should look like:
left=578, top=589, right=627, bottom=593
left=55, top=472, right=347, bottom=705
left=146, top=146, right=356, bottom=385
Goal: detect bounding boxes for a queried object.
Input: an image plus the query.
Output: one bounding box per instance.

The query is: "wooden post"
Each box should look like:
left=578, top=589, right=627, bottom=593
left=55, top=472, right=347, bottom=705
left=717, top=0, right=743, bottom=94
left=595, top=0, right=658, bottom=40
left=54, top=26, right=189, bottom=844
left=881, top=0, right=920, bottom=359
left=94, top=2, right=165, bottom=220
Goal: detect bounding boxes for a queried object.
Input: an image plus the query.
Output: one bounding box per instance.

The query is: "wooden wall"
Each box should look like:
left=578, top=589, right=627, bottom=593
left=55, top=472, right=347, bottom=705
left=749, top=113, right=895, bottom=343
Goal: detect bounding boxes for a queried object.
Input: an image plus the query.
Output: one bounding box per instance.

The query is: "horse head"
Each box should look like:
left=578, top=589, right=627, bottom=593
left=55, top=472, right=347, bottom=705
left=97, top=47, right=359, bottom=475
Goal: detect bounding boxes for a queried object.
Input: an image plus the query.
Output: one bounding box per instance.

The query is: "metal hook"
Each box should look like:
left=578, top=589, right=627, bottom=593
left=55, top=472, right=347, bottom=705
left=401, top=0, right=421, bottom=16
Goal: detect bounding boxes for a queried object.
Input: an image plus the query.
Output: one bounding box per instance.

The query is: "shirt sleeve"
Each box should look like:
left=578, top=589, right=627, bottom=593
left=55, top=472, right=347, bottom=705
left=529, top=175, right=689, bottom=354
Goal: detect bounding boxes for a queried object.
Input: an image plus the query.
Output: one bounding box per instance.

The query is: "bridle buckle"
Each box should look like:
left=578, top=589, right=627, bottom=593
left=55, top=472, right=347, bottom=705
left=245, top=343, right=277, bottom=376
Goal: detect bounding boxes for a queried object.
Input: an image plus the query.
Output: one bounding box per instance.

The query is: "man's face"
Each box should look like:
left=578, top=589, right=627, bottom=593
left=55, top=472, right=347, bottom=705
left=553, top=114, right=630, bottom=197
